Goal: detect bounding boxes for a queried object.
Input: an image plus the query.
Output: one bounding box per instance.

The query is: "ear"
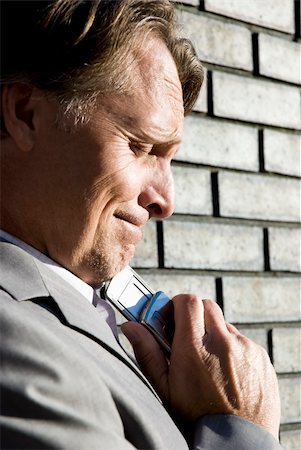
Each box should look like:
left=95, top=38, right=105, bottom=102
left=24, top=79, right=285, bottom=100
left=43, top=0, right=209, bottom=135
left=2, top=83, right=38, bottom=152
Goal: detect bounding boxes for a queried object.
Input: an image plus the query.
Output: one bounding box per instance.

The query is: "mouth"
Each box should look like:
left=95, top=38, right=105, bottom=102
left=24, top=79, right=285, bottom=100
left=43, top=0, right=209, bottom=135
left=114, top=213, right=147, bottom=244
left=114, top=212, right=148, bottom=228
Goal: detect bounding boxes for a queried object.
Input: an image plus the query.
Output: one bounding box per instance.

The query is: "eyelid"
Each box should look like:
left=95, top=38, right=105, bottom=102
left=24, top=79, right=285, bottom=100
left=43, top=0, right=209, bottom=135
left=152, top=143, right=180, bottom=159
left=129, top=141, right=153, bottom=156
left=130, top=139, right=180, bottom=160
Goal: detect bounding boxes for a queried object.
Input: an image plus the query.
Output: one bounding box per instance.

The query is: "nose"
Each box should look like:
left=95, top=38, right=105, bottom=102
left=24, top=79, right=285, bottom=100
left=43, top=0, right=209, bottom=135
left=138, top=161, right=175, bottom=219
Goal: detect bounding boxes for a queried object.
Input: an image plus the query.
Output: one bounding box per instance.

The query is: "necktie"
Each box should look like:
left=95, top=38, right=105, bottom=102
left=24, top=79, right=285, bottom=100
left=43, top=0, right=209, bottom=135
left=92, top=289, right=118, bottom=338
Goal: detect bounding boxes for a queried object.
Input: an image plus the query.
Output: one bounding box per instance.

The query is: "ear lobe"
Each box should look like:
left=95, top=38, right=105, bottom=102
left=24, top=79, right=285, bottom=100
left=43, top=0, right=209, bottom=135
left=2, top=83, right=36, bottom=152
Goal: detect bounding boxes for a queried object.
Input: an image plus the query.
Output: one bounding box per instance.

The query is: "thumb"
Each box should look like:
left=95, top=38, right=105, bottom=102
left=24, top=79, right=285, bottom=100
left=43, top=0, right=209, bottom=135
left=121, top=321, right=169, bottom=400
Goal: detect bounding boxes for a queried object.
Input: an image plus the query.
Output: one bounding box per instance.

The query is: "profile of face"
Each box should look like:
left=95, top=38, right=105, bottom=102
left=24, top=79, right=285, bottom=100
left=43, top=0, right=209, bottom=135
left=4, top=38, right=184, bottom=285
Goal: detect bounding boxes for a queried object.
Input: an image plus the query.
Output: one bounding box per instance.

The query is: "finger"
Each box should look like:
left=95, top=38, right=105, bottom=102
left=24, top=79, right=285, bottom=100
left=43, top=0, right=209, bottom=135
left=172, top=294, right=205, bottom=338
left=202, top=299, right=228, bottom=334
left=121, top=321, right=169, bottom=400
left=226, top=322, right=240, bottom=335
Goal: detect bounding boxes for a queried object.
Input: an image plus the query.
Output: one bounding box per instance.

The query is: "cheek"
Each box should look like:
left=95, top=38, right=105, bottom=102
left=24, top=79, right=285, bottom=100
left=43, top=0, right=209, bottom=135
left=85, top=167, right=143, bottom=225
left=103, top=160, right=146, bottom=202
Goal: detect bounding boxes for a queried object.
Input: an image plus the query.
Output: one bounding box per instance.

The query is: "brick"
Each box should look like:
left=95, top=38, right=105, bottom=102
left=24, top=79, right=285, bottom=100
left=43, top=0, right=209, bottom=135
left=280, top=429, right=301, bottom=450
left=138, top=271, right=216, bottom=299
left=223, top=276, right=301, bottom=323
left=178, top=116, right=259, bottom=171
left=213, top=72, right=301, bottom=129
left=192, top=68, right=207, bottom=113
left=177, top=10, right=252, bottom=70
left=259, top=34, right=301, bottom=85
left=172, top=165, right=212, bottom=215
left=236, top=327, right=268, bottom=351
left=219, top=171, right=301, bottom=222
left=131, top=221, right=157, bottom=268
left=264, top=129, right=301, bottom=177
left=273, top=328, right=301, bottom=373
left=164, top=221, right=264, bottom=270
left=279, top=376, right=301, bottom=423
left=173, top=0, right=199, bottom=6
left=269, top=228, right=301, bottom=273
left=296, top=3, right=301, bottom=38
left=204, top=0, right=295, bottom=34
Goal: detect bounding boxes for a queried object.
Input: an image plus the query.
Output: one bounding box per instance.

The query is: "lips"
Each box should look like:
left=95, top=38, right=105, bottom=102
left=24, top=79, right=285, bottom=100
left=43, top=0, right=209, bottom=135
left=114, top=211, right=148, bottom=244
left=114, top=211, right=148, bottom=228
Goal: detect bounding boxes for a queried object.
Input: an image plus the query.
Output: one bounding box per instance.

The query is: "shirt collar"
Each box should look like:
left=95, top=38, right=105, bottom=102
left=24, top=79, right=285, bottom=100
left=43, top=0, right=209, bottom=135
left=0, top=230, right=94, bottom=304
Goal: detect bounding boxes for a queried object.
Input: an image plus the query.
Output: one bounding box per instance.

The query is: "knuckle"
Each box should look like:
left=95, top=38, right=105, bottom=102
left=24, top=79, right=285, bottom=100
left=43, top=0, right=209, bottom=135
left=172, top=293, right=199, bottom=305
left=203, top=298, right=223, bottom=316
left=185, top=293, right=200, bottom=304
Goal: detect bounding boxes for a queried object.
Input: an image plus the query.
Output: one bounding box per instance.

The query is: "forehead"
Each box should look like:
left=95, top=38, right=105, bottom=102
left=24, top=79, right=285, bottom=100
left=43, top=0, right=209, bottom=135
left=100, top=38, right=184, bottom=144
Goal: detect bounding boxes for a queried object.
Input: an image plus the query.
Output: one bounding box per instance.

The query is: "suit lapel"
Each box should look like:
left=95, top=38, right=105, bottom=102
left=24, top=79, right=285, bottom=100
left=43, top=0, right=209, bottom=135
left=0, top=241, right=160, bottom=398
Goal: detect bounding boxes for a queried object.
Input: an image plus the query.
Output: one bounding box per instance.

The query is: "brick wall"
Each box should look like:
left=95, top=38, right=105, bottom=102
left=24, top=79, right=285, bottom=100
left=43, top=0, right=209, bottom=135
left=127, top=1, right=301, bottom=448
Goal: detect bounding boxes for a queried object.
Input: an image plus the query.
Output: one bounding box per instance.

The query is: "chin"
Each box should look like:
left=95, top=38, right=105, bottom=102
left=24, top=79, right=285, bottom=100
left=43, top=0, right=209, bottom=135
left=110, top=244, right=136, bottom=277
left=84, top=243, right=136, bottom=286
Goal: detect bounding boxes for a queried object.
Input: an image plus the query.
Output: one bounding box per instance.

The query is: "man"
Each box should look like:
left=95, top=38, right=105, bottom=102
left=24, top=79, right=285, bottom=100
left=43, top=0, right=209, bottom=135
left=0, top=1, right=282, bottom=448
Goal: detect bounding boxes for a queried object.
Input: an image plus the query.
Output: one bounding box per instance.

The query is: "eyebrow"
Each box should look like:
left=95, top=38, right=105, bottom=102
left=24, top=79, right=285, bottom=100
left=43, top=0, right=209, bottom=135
left=154, top=138, right=182, bottom=147
left=128, top=127, right=182, bottom=146
left=111, top=107, right=183, bottom=146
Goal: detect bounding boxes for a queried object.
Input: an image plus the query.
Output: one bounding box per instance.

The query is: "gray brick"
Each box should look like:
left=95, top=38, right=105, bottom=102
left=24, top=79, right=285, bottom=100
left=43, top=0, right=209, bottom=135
left=174, top=0, right=199, bottom=6
left=172, top=166, right=212, bottom=215
left=164, top=221, right=264, bottom=271
left=259, top=34, right=301, bottom=85
left=204, top=0, right=295, bottom=34
left=280, top=429, right=301, bottom=450
left=223, top=276, right=301, bottom=323
left=131, top=221, right=157, bottom=268
left=273, top=328, right=301, bottom=373
left=138, top=271, right=216, bottom=299
left=296, top=2, right=301, bottom=37
left=219, top=171, right=301, bottom=222
left=177, top=10, right=252, bottom=70
left=264, top=130, right=301, bottom=177
left=236, top=327, right=268, bottom=351
left=192, top=68, right=207, bottom=113
left=178, top=116, right=259, bottom=171
left=269, top=228, right=301, bottom=273
left=213, top=72, right=301, bottom=129
left=279, top=376, right=301, bottom=424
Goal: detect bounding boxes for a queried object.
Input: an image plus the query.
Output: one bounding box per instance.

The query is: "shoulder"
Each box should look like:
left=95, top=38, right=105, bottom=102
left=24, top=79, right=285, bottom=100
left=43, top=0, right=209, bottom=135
left=0, top=288, right=128, bottom=449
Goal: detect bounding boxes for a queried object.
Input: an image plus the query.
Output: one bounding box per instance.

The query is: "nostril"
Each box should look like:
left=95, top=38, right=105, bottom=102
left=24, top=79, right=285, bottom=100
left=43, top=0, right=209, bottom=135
left=138, top=183, right=174, bottom=219
left=147, top=203, right=163, bottom=217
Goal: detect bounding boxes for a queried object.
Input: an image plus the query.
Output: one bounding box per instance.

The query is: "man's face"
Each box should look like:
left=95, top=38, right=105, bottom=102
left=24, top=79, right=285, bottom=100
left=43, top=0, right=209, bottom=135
left=31, top=39, right=184, bottom=285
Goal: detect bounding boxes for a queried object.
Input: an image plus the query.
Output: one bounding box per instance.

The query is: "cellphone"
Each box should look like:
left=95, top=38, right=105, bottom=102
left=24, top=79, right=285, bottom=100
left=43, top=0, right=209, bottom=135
left=103, top=266, right=174, bottom=353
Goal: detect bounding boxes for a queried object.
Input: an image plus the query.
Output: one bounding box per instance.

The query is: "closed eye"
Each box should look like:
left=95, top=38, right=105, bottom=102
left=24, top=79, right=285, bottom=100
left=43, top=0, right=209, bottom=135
left=129, top=141, right=153, bottom=156
left=129, top=139, right=180, bottom=161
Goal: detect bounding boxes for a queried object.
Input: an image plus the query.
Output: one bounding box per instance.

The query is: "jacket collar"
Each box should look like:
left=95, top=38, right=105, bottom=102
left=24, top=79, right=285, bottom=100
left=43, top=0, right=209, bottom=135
left=0, top=240, right=159, bottom=397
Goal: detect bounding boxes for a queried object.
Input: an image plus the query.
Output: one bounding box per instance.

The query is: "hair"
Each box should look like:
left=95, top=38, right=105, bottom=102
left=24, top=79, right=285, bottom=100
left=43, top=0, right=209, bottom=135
left=1, top=0, right=204, bottom=132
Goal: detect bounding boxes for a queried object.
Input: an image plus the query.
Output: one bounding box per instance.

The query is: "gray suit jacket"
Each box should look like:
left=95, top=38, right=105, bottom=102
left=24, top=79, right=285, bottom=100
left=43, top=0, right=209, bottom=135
left=0, top=241, right=282, bottom=449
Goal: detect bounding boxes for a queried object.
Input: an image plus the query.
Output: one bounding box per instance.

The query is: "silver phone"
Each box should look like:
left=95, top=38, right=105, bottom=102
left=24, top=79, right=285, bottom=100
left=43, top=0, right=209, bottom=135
left=103, top=266, right=174, bottom=353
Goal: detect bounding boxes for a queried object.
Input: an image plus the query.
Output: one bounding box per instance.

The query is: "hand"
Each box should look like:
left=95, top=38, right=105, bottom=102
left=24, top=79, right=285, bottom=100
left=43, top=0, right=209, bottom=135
left=121, top=296, right=280, bottom=440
